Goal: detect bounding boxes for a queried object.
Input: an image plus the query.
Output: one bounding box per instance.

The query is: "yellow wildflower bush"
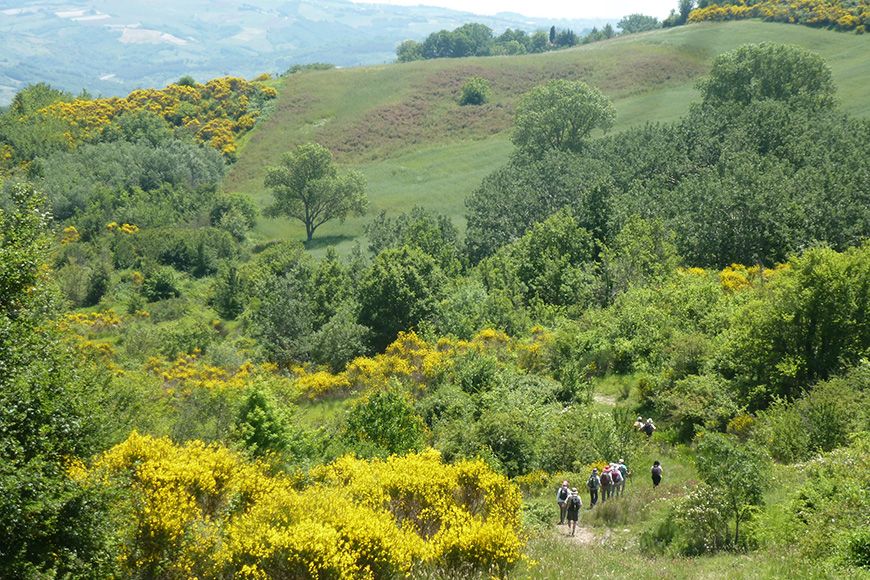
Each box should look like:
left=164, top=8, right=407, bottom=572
left=88, top=434, right=525, bottom=578
left=293, top=329, right=560, bottom=401
left=689, top=0, right=866, bottom=31
left=146, top=351, right=292, bottom=396
left=294, top=369, right=352, bottom=400
left=31, top=75, right=276, bottom=159
left=719, top=262, right=788, bottom=292
left=59, top=309, right=122, bottom=332
left=60, top=225, right=80, bottom=244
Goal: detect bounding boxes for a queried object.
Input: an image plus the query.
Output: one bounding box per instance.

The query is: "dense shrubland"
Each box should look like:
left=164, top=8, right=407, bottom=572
left=1, top=42, right=868, bottom=577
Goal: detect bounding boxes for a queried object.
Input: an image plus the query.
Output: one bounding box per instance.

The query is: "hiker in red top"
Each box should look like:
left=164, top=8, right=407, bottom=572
left=609, top=463, right=623, bottom=497
left=599, top=467, right=613, bottom=502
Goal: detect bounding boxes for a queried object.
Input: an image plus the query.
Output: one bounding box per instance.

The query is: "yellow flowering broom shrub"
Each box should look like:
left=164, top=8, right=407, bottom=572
left=689, top=0, right=866, bottom=31
left=145, top=351, right=294, bottom=398
left=89, top=433, right=525, bottom=578
left=27, top=76, right=275, bottom=160
left=293, top=329, right=556, bottom=401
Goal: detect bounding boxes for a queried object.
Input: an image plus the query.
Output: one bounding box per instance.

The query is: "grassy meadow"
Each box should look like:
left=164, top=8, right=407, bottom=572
left=225, top=20, right=870, bottom=255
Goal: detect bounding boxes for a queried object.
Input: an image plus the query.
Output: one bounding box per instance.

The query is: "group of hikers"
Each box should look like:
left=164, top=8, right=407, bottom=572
left=556, top=459, right=665, bottom=536
left=633, top=416, right=657, bottom=438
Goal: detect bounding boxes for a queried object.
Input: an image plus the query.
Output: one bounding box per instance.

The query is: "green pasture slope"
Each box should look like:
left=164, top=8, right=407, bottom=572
left=225, top=20, right=870, bottom=254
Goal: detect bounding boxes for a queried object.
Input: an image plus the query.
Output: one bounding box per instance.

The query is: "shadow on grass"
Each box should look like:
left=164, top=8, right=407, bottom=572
left=303, top=234, right=355, bottom=251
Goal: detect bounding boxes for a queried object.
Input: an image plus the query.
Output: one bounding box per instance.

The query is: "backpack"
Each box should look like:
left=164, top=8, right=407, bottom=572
left=600, top=471, right=612, bottom=485
left=652, top=465, right=662, bottom=477
left=642, top=423, right=654, bottom=435
left=558, top=487, right=569, bottom=501
left=587, top=475, right=599, bottom=490
left=569, top=496, right=581, bottom=510
left=611, top=469, right=622, bottom=483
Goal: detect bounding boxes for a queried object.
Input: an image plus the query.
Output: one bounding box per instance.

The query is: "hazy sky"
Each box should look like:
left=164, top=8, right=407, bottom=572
left=351, top=0, right=678, bottom=19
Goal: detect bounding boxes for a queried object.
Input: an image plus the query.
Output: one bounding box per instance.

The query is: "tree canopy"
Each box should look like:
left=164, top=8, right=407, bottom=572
left=512, top=80, right=616, bottom=157
left=699, top=42, right=836, bottom=111
left=617, top=14, right=661, bottom=33
left=265, top=142, right=368, bottom=241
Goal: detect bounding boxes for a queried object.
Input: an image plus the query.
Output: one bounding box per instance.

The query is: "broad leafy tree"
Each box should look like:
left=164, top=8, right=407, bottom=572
left=512, top=79, right=615, bottom=156
left=699, top=43, right=836, bottom=111
left=696, top=433, right=769, bottom=546
left=358, top=246, right=446, bottom=350
left=265, top=142, right=367, bottom=242
left=476, top=210, right=599, bottom=311
left=0, top=183, right=115, bottom=577
left=396, top=39, right=422, bottom=62
left=617, top=14, right=661, bottom=34
left=465, top=150, right=613, bottom=261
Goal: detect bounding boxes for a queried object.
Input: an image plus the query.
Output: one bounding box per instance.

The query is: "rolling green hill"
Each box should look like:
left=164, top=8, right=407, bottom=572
left=225, top=20, right=870, bottom=254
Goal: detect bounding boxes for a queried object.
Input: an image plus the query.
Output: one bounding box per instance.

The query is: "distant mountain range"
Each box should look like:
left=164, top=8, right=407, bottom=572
left=0, top=0, right=612, bottom=105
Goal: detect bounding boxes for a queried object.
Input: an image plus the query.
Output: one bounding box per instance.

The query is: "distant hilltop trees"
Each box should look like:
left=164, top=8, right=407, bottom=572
left=396, top=16, right=662, bottom=62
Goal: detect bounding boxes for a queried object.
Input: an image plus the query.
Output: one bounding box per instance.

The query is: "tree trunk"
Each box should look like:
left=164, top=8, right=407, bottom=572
left=734, top=513, right=740, bottom=546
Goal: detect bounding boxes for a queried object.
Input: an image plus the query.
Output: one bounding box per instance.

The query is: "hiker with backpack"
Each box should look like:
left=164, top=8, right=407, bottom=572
left=642, top=418, right=656, bottom=438
left=651, top=460, right=663, bottom=488
left=617, top=459, right=629, bottom=492
left=610, top=463, right=623, bottom=497
left=586, top=468, right=600, bottom=507
left=600, top=466, right=613, bottom=502
left=565, top=488, right=582, bottom=536
left=556, top=480, right=570, bottom=524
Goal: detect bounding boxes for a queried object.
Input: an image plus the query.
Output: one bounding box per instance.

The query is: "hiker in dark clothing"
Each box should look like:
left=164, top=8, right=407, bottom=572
left=651, top=460, right=663, bottom=488
left=556, top=480, right=570, bottom=524
left=565, top=488, right=582, bottom=536
left=586, top=469, right=600, bottom=508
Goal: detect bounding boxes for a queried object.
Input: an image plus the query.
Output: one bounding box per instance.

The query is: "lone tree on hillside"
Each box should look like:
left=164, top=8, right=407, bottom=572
left=265, top=142, right=367, bottom=242
left=512, top=79, right=615, bottom=157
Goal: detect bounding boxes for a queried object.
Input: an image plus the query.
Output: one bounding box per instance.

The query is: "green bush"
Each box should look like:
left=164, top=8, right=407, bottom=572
left=210, top=193, right=258, bottom=241
left=654, top=374, right=739, bottom=442
left=474, top=409, right=537, bottom=477
left=754, top=364, right=869, bottom=462
left=234, top=388, right=290, bottom=457
left=845, top=528, right=870, bottom=569
left=246, top=274, right=314, bottom=366
left=308, top=305, right=371, bottom=372
left=642, top=484, right=732, bottom=556
left=83, top=261, right=111, bottom=307
left=452, top=352, right=503, bottom=395
left=417, top=383, right=476, bottom=429
left=212, top=262, right=245, bottom=320
left=344, top=387, right=427, bottom=456
left=135, top=227, right=238, bottom=276
left=142, top=266, right=181, bottom=302
left=785, top=433, right=870, bottom=570
left=538, top=407, right=637, bottom=473
left=459, top=76, right=491, bottom=106
left=157, top=318, right=217, bottom=358
left=358, top=245, right=446, bottom=350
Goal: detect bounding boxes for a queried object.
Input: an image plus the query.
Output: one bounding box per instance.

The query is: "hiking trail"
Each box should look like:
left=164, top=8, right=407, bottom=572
left=593, top=393, right=617, bottom=406
left=553, top=524, right=598, bottom=546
